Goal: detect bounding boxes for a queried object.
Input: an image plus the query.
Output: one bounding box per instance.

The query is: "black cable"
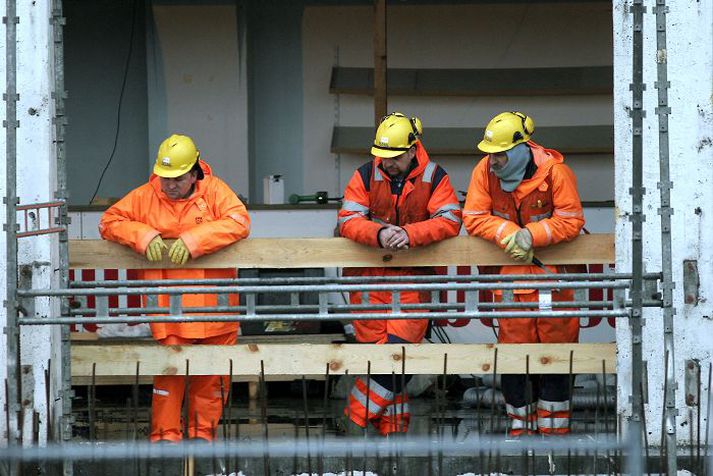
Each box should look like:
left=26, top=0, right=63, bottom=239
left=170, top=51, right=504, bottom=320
left=88, top=0, right=138, bottom=205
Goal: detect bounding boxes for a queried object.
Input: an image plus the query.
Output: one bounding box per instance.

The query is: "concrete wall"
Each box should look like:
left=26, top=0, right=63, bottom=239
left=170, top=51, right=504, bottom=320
left=1, top=0, right=62, bottom=445
left=302, top=3, right=614, bottom=202
left=246, top=0, right=304, bottom=202
left=614, top=0, right=713, bottom=444
left=147, top=2, right=249, bottom=195
left=64, top=0, right=149, bottom=205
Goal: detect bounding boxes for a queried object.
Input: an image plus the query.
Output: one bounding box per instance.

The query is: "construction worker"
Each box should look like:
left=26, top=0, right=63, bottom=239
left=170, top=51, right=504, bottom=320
left=338, top=112, right=462, bottom=436
left=99, top=134, right=250, bottom=444
left=463, top=112, right=585, bottom=436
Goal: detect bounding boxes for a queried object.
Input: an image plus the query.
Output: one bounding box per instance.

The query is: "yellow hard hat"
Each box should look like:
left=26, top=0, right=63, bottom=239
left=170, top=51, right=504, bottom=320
left=477, top=112, right=535, bottom=154
left=370, top=112, right=423, bottom=158
left=153, top=134, right=199, bottom=178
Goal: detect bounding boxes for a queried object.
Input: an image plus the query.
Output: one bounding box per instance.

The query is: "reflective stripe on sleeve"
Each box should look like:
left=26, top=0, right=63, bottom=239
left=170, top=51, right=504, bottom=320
left=554, top=209, right=583, bottom=218
left=494, top=221, right=509, bottom=242
left=341, top=200, right=370, bottom=213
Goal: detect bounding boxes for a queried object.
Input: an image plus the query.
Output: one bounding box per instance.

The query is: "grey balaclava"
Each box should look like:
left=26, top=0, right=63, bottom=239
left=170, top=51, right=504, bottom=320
left=491, top=143, right=531, bottom=192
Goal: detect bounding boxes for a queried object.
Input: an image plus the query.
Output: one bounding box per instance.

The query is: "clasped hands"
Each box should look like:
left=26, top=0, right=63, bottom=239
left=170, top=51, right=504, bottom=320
left=378, top=225, right=410, bottom=250
left=145, top=235, right=191, bottom=265
left=500, top=228, right=534, bottom=263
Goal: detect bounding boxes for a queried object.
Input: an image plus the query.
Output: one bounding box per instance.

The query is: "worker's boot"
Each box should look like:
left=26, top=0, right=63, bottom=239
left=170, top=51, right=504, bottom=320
left=147, top=440, right=183, bottom=476
left=336, top=414, right=367, bottom=437
left=188, top=437, right=227, bottom=476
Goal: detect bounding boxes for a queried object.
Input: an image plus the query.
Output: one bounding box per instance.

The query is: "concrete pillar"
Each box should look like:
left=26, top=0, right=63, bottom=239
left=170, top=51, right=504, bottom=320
left=1, top=0, right=62, bottom=445
left=614, top=0, right=713, bottom=445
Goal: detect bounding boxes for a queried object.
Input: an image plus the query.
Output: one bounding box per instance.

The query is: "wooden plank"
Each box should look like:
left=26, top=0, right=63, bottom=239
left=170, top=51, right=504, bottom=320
left=331, top=125, right=614, bottom=155
left=72, top=343, right=616, bottom=378
left=330, top=66, right=613, bottom=97
left=69, top=234, right=614, bottom=269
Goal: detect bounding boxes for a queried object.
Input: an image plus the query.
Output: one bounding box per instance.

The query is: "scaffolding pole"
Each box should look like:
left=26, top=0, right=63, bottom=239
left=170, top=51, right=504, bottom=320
left=652, top=0, right=678, bottom=472
left=628, top=1, right=646, bottom=474
left=3, top=0, right=21, bottom=475
left=50, top=0, right=73, bottom=474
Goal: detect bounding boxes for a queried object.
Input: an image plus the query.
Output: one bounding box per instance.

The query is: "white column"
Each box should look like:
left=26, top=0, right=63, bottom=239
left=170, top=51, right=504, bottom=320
left=615, top=0, right=713, bottom=445
left=1, top=0, right=61, bottom=445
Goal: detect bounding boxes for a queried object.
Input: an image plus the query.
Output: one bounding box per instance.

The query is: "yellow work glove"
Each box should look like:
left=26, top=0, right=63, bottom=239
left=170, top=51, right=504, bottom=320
left=500, top=231, right=519, bottom=255
left=145, top=235, right=168, bottom=262
left=500, top=229, right=534, bottom=263
left=168, top=238, right=191, bottom=266
left=513, top=228, right=533, bottom=252
left=511, top=246, right=535, bottom=264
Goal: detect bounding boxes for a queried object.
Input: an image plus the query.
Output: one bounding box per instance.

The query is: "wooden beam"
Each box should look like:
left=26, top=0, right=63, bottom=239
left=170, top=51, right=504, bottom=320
left=72, top=343, right=616, bottom=379
left=331, top=125, right=614, bottom=156
left=330, top=66, right=614, bottom=97
left=69, top=234, right=613, bottom=269
left=373, top=0, right=387, bottom=124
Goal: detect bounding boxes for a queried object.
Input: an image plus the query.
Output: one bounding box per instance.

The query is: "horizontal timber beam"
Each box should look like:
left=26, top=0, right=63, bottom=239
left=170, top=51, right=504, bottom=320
left=331, top=125, right=614, bottom=156
left=72, top=343, right=616, bottom=384
left=69, top=234, right=614, bottom=269
left=330, top=66, right=614, bottom=97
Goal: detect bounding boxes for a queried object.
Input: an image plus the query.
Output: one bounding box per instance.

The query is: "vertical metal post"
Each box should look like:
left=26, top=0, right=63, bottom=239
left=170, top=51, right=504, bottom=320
left=50, top=0, right=73, bottom=473
left=652, top=1, right=678, bottom=472
left=628, top=0, right=647, bottom=460
left=373, top=0, right=387, bottom=125
left=4, top=0, right=22, bottom=468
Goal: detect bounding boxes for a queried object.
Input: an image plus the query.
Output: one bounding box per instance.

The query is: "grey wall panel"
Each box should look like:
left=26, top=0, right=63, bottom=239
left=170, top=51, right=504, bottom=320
left=64, top=0, right=149, bottom=205
left=247, top=1, right=304, bottom=203
left=146, top=3, right=249, bottom=196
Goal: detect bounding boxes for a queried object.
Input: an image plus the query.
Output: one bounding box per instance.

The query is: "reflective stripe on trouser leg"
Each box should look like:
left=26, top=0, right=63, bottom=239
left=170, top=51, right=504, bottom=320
left=506, top=403, right=538, bottom=436
left=537, top=399, right=571, bottom=435
left=378, top=393, right=411, bottom=435
left=150, top=375, right=186, bottom=442
left=344, top=377, right=394, bottom=427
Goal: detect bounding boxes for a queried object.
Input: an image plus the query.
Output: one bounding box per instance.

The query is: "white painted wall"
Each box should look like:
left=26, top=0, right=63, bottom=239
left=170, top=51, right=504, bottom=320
left=0, top=0, right=61, bottom=445
left=147, top=3, right=249, bottom=195
left=614, top=0, right=713, bottom=445
left=302, top=3, right=614, bottom=200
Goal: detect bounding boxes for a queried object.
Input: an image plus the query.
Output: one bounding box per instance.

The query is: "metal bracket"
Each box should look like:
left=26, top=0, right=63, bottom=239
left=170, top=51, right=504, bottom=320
left=641, top=361, right=649, bottom=404
left=683, top=260, right=700, bottom=305
left=685, top=359, right=700, bottom=406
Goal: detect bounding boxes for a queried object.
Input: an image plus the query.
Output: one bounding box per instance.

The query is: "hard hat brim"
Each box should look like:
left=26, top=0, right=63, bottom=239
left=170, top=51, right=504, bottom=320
left=153, top=163, right=194, bottom=178
left=370, top=145, right=407, bottom=159
left=477, top=139, right=524, bottom=154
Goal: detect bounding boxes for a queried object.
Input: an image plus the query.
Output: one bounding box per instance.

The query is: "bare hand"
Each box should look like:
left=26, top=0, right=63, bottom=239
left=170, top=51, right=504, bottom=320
left=382, top=225, right=410, bottom=250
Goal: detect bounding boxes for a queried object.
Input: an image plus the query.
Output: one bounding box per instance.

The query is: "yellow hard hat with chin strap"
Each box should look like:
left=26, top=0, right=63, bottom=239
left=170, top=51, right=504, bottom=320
left=370, top=112, right=423, bottom=158
left=477, top=111, right=535, bottom=154
left=154, top=134, right=200, bottom=178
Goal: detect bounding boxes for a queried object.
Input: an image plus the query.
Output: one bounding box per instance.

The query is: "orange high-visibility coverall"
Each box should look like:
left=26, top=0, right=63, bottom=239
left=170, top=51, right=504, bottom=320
left=100, top=160, right=250, bottom=442
left=463, top=141, right=584, bottom=435
left=338, top=141, right=461, bottom=433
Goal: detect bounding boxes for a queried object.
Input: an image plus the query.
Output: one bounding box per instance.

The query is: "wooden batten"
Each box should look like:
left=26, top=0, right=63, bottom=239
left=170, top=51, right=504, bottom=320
left=72, top=343, right=616, bottom=382
left=69, top=234, right=614, bottom=269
